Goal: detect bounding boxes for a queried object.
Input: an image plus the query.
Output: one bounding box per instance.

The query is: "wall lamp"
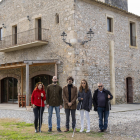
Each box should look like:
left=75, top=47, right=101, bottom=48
left=2, top=24, right=6, bottom=28
left=61, top=32, right=72, bottom=46
left=61, top=28, right=94, bottom=46
left=27, top=16, right=31, bottom=21
left=81, top=28, right=94, bottom=45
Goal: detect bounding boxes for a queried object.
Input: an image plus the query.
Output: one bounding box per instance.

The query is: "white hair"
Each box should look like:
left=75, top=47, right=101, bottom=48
left=53, top=76, right=57, bottom=79
left=97, top=82, right=103, bottom=86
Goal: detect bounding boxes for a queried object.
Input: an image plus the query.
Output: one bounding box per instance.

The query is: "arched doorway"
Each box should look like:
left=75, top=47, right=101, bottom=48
left=126, top=77, right=133, bottom=103
left=1, top=77, right=18, bottom=103
left=32, top=75, right=53, bottom=93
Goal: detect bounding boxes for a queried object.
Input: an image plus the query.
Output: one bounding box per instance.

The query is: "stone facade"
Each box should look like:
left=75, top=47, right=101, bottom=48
left=105, top=0, right=128, bottom=11
left=74, top=0, right=140, bottom=104
left=0, top=0, right=140, bottom=104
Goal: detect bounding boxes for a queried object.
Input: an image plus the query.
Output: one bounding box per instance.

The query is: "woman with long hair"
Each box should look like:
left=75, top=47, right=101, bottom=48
left=31, top=82, right=46, bottom=133
left=77, top=79, right=92, bottom=133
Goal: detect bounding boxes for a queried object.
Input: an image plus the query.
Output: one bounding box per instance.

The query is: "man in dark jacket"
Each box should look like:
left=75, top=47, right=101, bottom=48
left=63, top=76, right=77, bottom=132
left=92, top=83, right=113, bottom=132
left=46, top=76, right=63, bottom=132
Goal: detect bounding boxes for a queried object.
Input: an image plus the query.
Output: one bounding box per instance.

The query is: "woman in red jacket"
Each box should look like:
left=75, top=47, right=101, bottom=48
left=31, top=82, right=46, bottom=133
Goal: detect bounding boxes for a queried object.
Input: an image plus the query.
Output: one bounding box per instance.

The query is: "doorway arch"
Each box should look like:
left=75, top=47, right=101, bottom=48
left=31, top=74, right=53, bottom=94
left=1, top=77, right=18, bottom=103
left=126, top=77, right=133, bottom=103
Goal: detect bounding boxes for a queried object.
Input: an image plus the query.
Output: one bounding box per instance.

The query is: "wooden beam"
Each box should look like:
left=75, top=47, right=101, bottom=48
left=24, top=59, right=59, bottom=64
left=30, top=63, right=55, bottom=67
left=0, top=63, right=26, bottom=70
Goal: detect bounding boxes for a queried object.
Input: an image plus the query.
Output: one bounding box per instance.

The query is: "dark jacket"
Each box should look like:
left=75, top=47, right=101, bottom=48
left=92, top=88, right=113, bottom=111
left=63, top=84, right=77, bottom=109
left=46, top=84, right=63, bottom=106
left=77, top=89, right=92, bottom=112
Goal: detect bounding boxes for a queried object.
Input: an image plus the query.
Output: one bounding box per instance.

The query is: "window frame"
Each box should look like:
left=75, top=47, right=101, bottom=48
left=129, top=20, right=137, bottom=48
left=55, top=13, right=59, bottom=24
left=106, top=14, right=114, bottom=34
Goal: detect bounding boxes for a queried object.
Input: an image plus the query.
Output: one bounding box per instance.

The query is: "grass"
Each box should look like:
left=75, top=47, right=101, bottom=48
left=0, top=118, right=105, bottom=140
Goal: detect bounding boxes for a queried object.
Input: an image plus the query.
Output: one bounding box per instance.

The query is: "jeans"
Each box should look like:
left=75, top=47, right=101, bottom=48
left=65, top=109, right=76, bottom=129
left=48, top=106, right=60, bottom=129
left=80, top=110, right=90, bottom=131
left=33, top=106, right=44, bottom=129
left=97, top=107, right=109, bottom=130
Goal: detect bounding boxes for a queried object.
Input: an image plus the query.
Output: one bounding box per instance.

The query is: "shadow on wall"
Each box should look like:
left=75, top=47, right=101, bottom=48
left=105, top=0, right=128, bottom=11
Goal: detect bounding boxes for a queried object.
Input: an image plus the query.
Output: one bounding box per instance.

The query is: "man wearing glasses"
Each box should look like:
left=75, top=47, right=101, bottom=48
left=92, top=83, right=113, bottom=132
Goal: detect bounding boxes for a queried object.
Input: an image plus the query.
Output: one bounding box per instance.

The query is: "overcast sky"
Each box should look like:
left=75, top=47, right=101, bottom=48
left=128, top=0, right=140, bottom=16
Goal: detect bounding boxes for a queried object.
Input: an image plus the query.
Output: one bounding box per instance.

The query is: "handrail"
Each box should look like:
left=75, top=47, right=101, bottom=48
left=0, top=28, right=49, bottom=50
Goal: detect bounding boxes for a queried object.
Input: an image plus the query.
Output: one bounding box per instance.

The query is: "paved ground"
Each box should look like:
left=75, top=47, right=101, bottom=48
left=0, top=104, right=140, bottom=139
left=0, top=103, right=140, bottom=114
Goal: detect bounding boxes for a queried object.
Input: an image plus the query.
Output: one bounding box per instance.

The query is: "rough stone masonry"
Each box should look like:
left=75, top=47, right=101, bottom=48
left=0, top=0, right=139, bottom=104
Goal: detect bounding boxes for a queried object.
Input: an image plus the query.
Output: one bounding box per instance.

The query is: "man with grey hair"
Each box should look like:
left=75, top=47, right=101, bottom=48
left=46, top=76, right=63, bottom=132
left=92, top=83, right=113, bottom=132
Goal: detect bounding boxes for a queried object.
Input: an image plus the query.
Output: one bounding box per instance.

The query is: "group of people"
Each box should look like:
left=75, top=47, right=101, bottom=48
left=31, top=76, right=113, bottom=133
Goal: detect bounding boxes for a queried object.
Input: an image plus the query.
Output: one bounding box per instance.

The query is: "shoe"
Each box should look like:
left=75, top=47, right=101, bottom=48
left=103, top=129, right=107, bottom=132
left=86, top=130, right=90, bottom=133
left=57, top=128, right=62, bottom=132
left=35, top=129, right=37, bottom=133
left=64, top=128, right=69, bottom=132
left=79, top=129, right=84, bottom=132
left=48, top=128, right=52, bottom=132
left=98, top=130, right=104, bottom=132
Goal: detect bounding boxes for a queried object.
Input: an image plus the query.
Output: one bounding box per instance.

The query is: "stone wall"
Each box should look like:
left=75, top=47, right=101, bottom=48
left=74, top=0, right=140, bottom=103
left=0, top=0, right=75, bottom=88
left=105, top=0, right=128, bottom=11
left=97, top=0, right=128, bottom=11
left=0, top=0, right=140, bottom=104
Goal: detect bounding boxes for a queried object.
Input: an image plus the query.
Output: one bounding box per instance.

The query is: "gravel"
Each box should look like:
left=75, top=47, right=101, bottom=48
left=0, top=109, right=140, bottom=139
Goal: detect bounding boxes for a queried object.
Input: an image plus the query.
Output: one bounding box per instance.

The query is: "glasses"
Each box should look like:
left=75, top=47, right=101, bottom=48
left=98, top=86, right=102, bottom=88
left=82, top=83, right=86, bottom=84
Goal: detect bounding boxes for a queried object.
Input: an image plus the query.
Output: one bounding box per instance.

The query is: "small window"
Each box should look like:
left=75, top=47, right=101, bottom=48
left=0, top=28, right=2, bottom=41
left=12, top=25, right=17, bottom=45
left=107, top=17, right=113, bottom=32
left=130, top=22, right=136, bottom=46
left=55, top=13, right=59, bottom=24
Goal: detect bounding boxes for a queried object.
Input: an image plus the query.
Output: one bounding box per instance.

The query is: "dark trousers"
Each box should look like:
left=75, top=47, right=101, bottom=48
left=33, top=106, right=44, bottom=129
left=97, top=107, right=109, bottom=130
left=65, top=109, right=76, bottom=129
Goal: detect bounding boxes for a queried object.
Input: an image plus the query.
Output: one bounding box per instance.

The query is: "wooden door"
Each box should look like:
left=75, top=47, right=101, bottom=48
left=126, top=77, right=133, bottom=103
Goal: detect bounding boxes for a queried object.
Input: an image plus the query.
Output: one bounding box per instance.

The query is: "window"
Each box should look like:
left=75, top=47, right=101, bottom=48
left=130, top=22, right=136, bottom=46
left=0, top=28, right=2, bottom=41
left=12, top=25, right=17, bottom=45
left=107, top=17, right=113, bottom=32
left=35, top=18, right=42, bottom=40
left=55, top=13, right=59, bottom=24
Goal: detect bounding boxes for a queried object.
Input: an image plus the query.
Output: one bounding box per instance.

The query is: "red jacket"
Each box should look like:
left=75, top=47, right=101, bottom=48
left=31, top=88, right=46, bottom=107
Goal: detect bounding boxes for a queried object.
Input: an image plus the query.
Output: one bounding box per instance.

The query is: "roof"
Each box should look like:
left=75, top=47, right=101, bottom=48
left=90, top=0, right=140, bottom=19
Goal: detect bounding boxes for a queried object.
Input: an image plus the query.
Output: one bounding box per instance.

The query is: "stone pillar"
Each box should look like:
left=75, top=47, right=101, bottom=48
left=109, top=40, right=116, bottom=105
left=26, top=63, right=29, bottom=106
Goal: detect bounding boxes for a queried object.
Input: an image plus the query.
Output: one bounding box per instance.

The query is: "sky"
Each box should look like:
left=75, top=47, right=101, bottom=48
left=128, top=0, right=140, bottom=16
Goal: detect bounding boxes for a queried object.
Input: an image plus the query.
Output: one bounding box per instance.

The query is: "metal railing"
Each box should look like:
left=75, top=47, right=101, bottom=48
left=0, top=28, right=49, bottom=50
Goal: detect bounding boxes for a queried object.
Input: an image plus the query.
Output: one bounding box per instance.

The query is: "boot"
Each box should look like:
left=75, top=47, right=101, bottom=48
left=64, top=128, right=69, bottom=132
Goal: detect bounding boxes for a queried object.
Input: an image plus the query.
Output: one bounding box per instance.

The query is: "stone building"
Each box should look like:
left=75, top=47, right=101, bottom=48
left=0, top=0, right=139, bottom=105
